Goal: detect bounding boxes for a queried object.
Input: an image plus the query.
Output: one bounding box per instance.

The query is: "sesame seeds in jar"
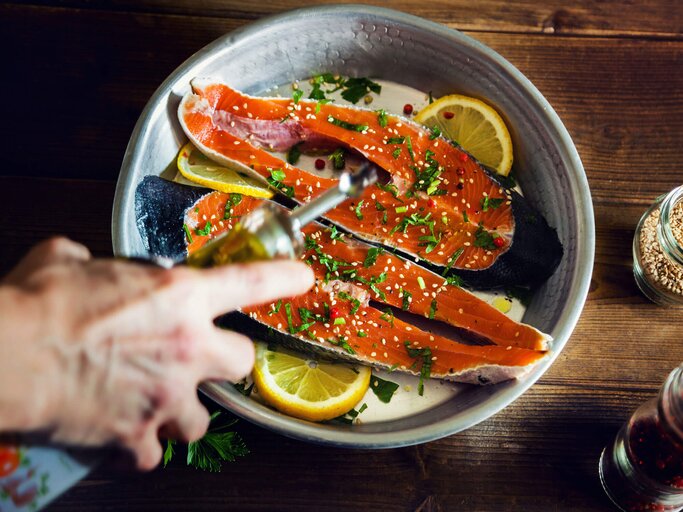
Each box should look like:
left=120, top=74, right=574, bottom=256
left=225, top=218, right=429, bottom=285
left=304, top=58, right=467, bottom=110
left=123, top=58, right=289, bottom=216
left=633, top=185, right=683, bottom=306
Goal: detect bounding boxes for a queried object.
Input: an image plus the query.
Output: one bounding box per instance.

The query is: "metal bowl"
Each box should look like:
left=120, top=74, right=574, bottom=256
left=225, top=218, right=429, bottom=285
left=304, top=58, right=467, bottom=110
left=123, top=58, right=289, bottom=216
left=112, top=5, right=594, bottom=448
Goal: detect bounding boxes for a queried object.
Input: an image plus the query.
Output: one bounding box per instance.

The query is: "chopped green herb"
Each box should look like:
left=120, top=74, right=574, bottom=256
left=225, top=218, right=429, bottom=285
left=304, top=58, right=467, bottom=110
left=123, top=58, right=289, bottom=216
left=268, top=300, right=283, bottom=315
left=411, top=150, right=442, bottom=194
left=195, top=221, right=212, bottom=236
left=388, top=363, right=399, bottom=372
left=357, top=330, right=367, bottom=337
left=428, top=299, right=438, bottom=319
left=287, top=143, right=303, bottom=165
left=329, top=148, right=345, bottom=170
left=358, top=403, right=368, bottom=414
left=355, top=200, right=364, bottom=220
left=315, top=98, right=332, bottom=114
left=370, top=375, right=400, bottom=403
left=375, top=200, right=386, bottom=211
left=364, top=246, right=384, bottom=267
left=267, top=168, right=295, bottom=198
left=328, top=225, right=346, bottom=243
left=404, top=342, right=432, bottom=396
left=481, top=196, right=505, bottom=212
left=340, top=77, right=382, bottom=104
left=405, top=135, right=415, bottom=160
left=376, top=109, right=388, bottom=127
left=445, top=275, right=464, bottom=287
left=284, top=303, right=295, bottom=334
left=376, top=182, right=400, bottom=198
left=270, top=169, right=286, bottom=181
left=333, top=317, right=346, bottom=325
left=474, top=224, right=498, bottom=250
left=417, top=276, right=426, bottom=290
left=354, top=272, right=387, bottom=300
left=387, top=136, right=405, bottom=144
left=428, top=91, right=434, bottom=104
left=442, top=247, right=464, bottom=277
left=429, top=125, right=441, bottom=140
left=337, top=291, right=361, bottom=315
left=395, top=206, right=407, bottom=213
left=223, top=193, right=243, bottom=221
left=292, top=89, right=303, bottom=104
left=183, top=223, right=193, bottom=244
left=380, top=308, right=394, bottom=327
left=401, top=288, right=412, bottom=310
left=327, top=335, right=355, bottom=354
left=392, top=147, right=402, bottom=159
left=327, top=115, right=368, bottom=132
left=462, top=210, right=469, bottom=223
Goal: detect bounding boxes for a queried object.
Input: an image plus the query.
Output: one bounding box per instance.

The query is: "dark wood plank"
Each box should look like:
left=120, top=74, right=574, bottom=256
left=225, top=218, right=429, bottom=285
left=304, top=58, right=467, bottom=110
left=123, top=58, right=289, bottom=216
left=10, top=0, right=683, bottom=38
left=2, top=5, right=681, bottom=206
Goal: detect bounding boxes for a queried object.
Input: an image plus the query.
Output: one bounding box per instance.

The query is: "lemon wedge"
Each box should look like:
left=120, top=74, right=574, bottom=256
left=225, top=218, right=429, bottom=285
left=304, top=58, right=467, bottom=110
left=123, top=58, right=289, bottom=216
left=415, top=94, right=514, bottom=176
left=176, top=142, right=273, bottom=198
left=252, top=342, right=371, bottom=422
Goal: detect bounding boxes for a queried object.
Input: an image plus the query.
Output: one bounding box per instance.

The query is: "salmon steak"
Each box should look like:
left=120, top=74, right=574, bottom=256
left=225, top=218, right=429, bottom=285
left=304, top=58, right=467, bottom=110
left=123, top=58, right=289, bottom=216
left=178, top=79, right=563, bottom=288
left=135, top=176, right=550, bottom=385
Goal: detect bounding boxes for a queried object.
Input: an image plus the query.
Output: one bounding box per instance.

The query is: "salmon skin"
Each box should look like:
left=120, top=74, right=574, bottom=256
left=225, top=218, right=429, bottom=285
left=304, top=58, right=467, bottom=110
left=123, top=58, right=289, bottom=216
left=178, top=79, right=563, bottom=288
left=135, top=176, right=549, bottom=385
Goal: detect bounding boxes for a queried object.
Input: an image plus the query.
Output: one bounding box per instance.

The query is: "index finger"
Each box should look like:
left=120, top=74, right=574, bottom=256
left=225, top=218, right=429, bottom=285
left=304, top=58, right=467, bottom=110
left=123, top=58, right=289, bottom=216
left=192, top=260, right=314, bottom=317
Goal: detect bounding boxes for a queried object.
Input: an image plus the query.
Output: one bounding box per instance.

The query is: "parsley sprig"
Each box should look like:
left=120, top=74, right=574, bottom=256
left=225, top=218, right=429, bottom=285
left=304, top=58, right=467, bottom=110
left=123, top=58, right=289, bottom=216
left=164, top=411, right=248, bottom=472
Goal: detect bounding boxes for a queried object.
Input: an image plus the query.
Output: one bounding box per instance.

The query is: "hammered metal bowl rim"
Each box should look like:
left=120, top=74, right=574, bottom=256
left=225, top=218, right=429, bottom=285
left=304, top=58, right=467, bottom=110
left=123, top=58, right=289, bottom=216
left=112, top=4, right=595, bottom=448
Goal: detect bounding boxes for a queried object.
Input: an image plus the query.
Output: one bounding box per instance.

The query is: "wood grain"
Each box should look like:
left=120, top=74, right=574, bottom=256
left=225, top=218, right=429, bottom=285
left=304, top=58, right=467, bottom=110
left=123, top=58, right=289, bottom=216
left=9, top=0, right=683, bottom=38
left=2, top=0, right=683, bottom=510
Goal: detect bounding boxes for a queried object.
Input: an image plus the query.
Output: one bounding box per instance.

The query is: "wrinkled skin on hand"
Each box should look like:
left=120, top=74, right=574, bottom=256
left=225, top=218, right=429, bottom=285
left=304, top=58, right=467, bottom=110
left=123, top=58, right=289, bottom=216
left=0, top=237, right=313, bottom=470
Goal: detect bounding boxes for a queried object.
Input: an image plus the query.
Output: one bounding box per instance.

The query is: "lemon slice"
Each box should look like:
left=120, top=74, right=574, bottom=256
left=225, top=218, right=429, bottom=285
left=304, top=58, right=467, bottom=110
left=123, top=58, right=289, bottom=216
left=415, top=94, right=514, bottom=176
left=252, top=342, right=371, bottom=422
left=176, top=142, right=273, bottom=198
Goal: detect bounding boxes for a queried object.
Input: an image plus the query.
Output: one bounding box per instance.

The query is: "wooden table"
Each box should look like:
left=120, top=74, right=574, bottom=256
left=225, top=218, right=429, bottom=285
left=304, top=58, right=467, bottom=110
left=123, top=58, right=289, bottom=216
left=2, top=1, right=682, bottom=510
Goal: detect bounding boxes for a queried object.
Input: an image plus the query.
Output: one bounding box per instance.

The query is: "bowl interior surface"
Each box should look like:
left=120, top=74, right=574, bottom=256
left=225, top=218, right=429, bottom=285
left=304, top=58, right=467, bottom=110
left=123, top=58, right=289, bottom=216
left=112, top=5, right=594, bottom=448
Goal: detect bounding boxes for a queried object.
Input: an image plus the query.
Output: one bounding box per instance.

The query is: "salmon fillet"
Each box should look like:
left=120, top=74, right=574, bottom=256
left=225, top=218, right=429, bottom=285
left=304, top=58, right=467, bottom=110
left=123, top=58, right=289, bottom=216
left=178, top=78, right=563, bottom=288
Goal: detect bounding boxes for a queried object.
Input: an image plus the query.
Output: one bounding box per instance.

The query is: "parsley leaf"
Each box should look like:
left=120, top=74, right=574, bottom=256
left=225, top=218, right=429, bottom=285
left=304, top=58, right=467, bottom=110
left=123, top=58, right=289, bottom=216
left=327, top=115, right=368, bottom=132
left=474, top=224, right=498, bottom=250
left=442, top=247, right=464, bottom=277
left=195, top=221, right=212, bottom=236
left=481, top=196, right=505, bottom=212
left=327, top=335, right=356, bottom=354
left=370, top=375, right=400, bottom=403
left=429, top=125, right=441, bottom=140
left=404, top=343, right=432, bottom=396
left=340, top=77, right=382, bottom=103
left=266, top=168, right=294, bottom=198
left=401, top=288, right=412, bottom=310
left=292, top=89, right=303, bottom=104
left=376, top=109, right=388, bottom=128
left=165, top=411, right=248, bottom=472
left=355, top=200, right=364, bottom=220
left=405, top=135, right=415, bottom=161
left=287, top=143, right=303, bottom=165
left=364, top=246, right=384, bottom=267
left=183, top=223, right=193, bottom=244
left=329, top=148, right=345, bottom=170
left=428, top=299, right=438, bottom=319
left=328, top=225, right=346, bottom=243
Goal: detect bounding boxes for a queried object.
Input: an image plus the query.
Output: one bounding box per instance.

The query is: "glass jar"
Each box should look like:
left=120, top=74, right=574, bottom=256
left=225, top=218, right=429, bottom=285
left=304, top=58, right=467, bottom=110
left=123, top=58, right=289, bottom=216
left=600, top=365, right=683, bottom=511
left=633, top=185, right=683, bottom=306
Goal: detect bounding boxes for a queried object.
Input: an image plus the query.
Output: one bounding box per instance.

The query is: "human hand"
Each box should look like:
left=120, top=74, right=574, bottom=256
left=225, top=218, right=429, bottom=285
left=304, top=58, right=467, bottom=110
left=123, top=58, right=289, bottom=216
left=0, top=237, right=313, bottom=469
